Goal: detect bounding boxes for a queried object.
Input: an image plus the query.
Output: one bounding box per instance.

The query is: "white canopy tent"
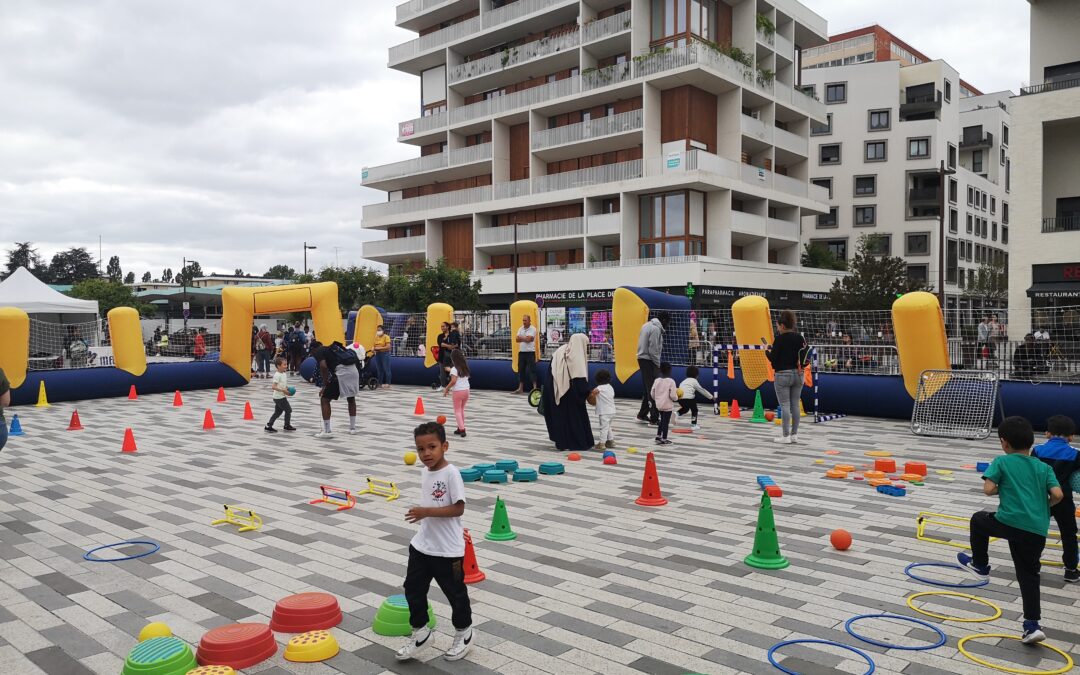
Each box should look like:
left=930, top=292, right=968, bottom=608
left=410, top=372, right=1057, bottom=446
left=0, top=266, right=99, bottom=317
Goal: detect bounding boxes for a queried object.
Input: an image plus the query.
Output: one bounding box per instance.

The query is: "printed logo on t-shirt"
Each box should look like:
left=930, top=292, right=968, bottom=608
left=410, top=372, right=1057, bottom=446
left=430, top=480, right=448, bottom=502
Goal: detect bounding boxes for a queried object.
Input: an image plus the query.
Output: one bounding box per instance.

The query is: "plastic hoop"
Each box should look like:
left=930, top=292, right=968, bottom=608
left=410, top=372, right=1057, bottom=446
left=957, top=634, right=1074, bottom=675
left=843, top=613, right=946, bottom=651
left=83, top=540, right=160, bottom=562
left=906, top=591, right=1002, bottom=622
left=904, top=562, right=989, bottom=588
left=767, top=638, right=875, bottom=675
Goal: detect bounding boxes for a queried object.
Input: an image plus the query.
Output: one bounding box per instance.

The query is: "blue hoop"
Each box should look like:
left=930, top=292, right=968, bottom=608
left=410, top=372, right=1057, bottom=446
left=83, top=540, right=160, bottom=562
left=844, top=613, right=946, bottom=651
left=767, top=639, right=875, bottom=675
left=904, top=562, right=989, bottom=588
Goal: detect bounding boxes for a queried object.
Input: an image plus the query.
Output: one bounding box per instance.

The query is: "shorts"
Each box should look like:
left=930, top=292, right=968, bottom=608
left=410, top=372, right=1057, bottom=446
left=335, top=364, right=360, bottom=398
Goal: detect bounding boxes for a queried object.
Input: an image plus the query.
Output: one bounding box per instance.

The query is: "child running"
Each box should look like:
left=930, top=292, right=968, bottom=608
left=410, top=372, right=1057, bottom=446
left=1032, top=415, right=1080, bottom=582
left=443, top=350, right=471, bottom=438
left=957, top=416, right=1063, bottom=644
left=592, top=369, right=616, bottom=450
left=396, top=422, right=474, bottom=662
left=650, top=362, right=678, bottom=446
left=264, top=357, right=296, bottom=433
left=675, top=365, right=714, bottom=431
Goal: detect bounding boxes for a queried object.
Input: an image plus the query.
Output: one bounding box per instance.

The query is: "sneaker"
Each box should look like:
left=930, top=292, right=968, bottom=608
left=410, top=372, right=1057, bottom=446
left=444, top=627, right=474, bottom=661
left=790, top=434, right=799, bottom=444
left=774, top=435, right=791, bottom=445
left=1021, top=620, right=1046, bottom=644
left=594, top=444, right=605, bottom=451
left=1065, top=568, right=1079, bottom=583
left=347, top=428, right=361, bottom=435
left=660, top=438, right=673, bottom=446
left=654, top=437, right=664, bottom=445
left=283, top=425, right=297, bottom=432
left=636, top=416, right=649, bottom=424
left=956, top=552, right=991, bottom=579
left=690, top=423, right=701, bottom=431
left=313, top=431, right=333, bottom=439
left=264, top=425, right=277, bottom=434
left=458, top=430, right=467, bottom=438
left=605, top=440, right=615, bottom=449
left=395, top=626, right=433, bottom=661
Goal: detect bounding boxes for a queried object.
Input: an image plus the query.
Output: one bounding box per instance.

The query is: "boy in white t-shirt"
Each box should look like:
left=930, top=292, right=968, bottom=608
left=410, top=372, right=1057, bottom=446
left=675, top=365, right=714, bottom=431
left=396, top=422, right=474, bottom=663
left=591, top=369, right=616, bottom=450
left=264, top=357, right=296, bottom=433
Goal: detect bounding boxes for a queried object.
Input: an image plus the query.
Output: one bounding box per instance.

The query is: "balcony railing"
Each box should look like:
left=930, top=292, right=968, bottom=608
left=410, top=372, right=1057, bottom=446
left=1020, top=77, right=1080, bottom=96
left=582, top=10, right=631, bottom=43
left=767, top=217, right=799, bottom=240
left=363, top=235, right=427, bottom=258
left=731, top=211, right=766, bottom=236
left=909, top=187, right=941, bottom=202
left=450, top=74, right=578, bottom=124
left=363, top=143, right=491, bottom=184
left=773, top=125, right=809, bottom=156
left=448, top=30, right=580, bottom=84
left=1042, top=217, right=1080, bottom=233
left=586, top=212, right=621, bottom=235
left=482, top=0, right=571, bottom=29
left=396, top=0, right=455, bottom=24
left=389, top=16, right=481, bottom=64
left=475, top=218, right=584, bottom=246
left=960, top=131, right=993, bottom=150
left=773, top=32, right=794, bottom=60
left=364, top=185, right=492, bottom=219
left=532, top=159, right=643, bottom=193
left=532, top=109, right=643, bottom=149
left=399, top=111, right=449, bottom=138
left=448, top=142, right=493, bottom=165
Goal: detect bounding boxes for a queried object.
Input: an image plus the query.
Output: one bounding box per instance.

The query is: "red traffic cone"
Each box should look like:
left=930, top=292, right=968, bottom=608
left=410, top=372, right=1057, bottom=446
left=67, top=410, right=83, bottom=431
left=635, top=452, right=668, bottom=506
left=202, top=409, right=216, bottom=430
left=216, top=387, right=227, bottom=403
left=729, top=399, right=741, bottom=419
left=121, top=428, right=138, bottom=453
left=462, top=529, right=485, bottom=584
left=243, top=401, right=254, bottom=420
left=128, top=385, right=138, bottom=400
left=172, top=390, right=183, bottom=407
left=414, top=397, right=425, bottom=416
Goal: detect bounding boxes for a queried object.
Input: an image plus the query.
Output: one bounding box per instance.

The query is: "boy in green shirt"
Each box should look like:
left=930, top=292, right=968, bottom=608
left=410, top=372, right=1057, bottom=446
left=958, top=416, right=1063, bottom=644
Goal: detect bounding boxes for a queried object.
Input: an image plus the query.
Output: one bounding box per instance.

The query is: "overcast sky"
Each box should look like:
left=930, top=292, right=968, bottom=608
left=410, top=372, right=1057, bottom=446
left=0, top=0, right=1029, bottom=281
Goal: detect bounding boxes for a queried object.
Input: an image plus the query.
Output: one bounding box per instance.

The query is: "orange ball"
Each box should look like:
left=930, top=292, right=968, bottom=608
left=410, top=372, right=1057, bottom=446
left=436, top=415, right=447, bottom=425
left=830, top=529, right=852, bottom=551
left=765, top=411, right=775, bottom=422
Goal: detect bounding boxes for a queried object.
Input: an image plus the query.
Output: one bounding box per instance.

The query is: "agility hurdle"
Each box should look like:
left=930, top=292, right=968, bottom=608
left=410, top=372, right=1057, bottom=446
left=358, top=477, right=400, bottom=502
left=211, top=504, right=263, bottom=532
left=310, top=485, right=356, bottom=511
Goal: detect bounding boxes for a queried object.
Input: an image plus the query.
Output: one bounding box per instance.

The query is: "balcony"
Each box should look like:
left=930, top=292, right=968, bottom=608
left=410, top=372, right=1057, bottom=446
left=959, top=131, right=993, bottom=151
left=773, top=126, right=809, bottom=156
left=731, top=211, right=767, bottom=237
left=899, top=89, right=942, bottom=118
left=534, top=159, right=643, bottom=193
left=364, top=185, right=492, bottom=221
left=363, top=235, right=427, bottom=261
left=773, top=32, right=795, bottom=61
left=475, top=217, right=584, bottom=248
left=389, top=16, right=481, bottom=67
left=448, top=30, right=580, bottom=85
left=586, top=212, right=621, bottom=235
left=532, top=109, right=643, bottom=153
left=908, top=187, right=941, bottom=204
left=1020, top=77, right=1080, bottom=96
left=396, top=0, right=473, bottom=30
left=399, top=112, right=449, bottom=141
left=1042, top=217, right=1080, bottom=233
left=481, top=0, right=575, bottom=30
left=363, top=143, right=492, bottom=188
left=582, top=10, right=631, bottom=44
left=767, top=217, right=799, bottom=240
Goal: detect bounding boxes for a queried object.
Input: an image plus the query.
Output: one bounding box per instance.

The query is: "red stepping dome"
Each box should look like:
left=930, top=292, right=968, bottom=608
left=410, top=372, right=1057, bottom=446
left=270, top=593, right=342, bottom=633
left=197, top=623, right=276, bottom=670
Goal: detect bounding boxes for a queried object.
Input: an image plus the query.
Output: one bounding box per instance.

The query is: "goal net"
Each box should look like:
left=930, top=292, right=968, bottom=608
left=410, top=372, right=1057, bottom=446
left=911, top=369, right=998, bottom=440
left=28, top=317, right=104, bottom=370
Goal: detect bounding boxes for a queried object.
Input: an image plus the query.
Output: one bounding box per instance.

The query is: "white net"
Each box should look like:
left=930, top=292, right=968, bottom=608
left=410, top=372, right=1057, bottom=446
left=28, top=317, right=104, bottom=370
left=911, top=369, right=999, bottom=440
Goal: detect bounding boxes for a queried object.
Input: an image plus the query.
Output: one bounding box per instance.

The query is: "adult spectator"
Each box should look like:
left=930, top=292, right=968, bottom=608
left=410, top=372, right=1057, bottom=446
left=1013, top=335, right=1042, bottom=379
left=448, top=322, right=462, bottom=353
left=193, top=327, right=207, bottom=360
left=766, top=309, right=810, bottom=444
left=513, top=314, right=537, bottom=394
left=255, top=324, right=274, bottom=379
left=540, top=333, right=594, bottom=451
left=977, top=315, right=994, bottom=360
left=0, top=367, right=10, bottom=451
left=66, top=327, right=89, bottom=368
left=372, top=323, right=392, bottom=389
left=635, top=311, right=667, bottom=425
left=437, top=322, right=454, bottom=387
left=310, top=340, right=361, bottom=438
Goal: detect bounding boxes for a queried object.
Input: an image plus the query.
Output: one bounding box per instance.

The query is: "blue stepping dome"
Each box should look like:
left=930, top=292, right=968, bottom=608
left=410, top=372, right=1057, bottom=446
left=459, top=467, right=482, bottom=482
left=482, top=470, right=508, bottom=484
left=538, top=462, right=565, bottom=475
left=495, top=459, right=519, bottom=473
left=513, top=468, right=538, bottom=482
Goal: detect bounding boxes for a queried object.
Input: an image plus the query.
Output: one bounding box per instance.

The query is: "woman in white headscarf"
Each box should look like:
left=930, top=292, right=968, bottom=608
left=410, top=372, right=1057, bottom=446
left=540, top=333, right=595, bottom=451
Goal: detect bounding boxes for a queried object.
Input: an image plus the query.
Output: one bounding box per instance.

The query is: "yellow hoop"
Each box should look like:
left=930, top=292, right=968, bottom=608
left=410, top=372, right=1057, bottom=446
left=906, top=591, right=1002, bottom=622
left=957, top=634, right=1074, bottom=675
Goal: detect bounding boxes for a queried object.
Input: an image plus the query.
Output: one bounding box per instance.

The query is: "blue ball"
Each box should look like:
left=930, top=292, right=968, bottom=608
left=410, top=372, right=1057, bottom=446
left=299, top=356, right=318, bottom=383
left=287, top=386, right=297, bottom=396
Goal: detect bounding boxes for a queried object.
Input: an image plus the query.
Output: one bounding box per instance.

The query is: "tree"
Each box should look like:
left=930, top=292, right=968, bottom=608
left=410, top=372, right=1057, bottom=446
left=964, top=262, right=1008, bottom=305
left=828, top=234, right=929, bottom=310
left=264, top=264, right=297, bottom=280
left=123, top=271, right=135, bottom=284
left=141, top=271, right=152, bottom=282
left=5, top=242, right=48, bottom=280
left=106, top=255, right=122, bottom=283
left=68, top=279, right=154, bottom=317
left=314, top=265, right=385, bottom=312
left=162, top=268, right=173, bottom=283
left=47, top=247, right=100, bottom=284
left=234, top=268, right=246, bottom=277
left=378, top=259, right=484, bottom=312
left=800, top=242, right=846, bottom=271
left=174, top=261, right=203, bottom=286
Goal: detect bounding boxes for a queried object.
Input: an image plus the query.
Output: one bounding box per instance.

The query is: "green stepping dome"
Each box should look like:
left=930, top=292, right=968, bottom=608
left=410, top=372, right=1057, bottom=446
left=513, top=468, right=538, bottom=482
left=538, top=462, right=565, bottom=475
left=495, top=459, right=519, bottom=473
left=459, top=467, right=482, bottom=482
left=472, top=463, right=496, bottom=474
left=482, top=469, right=508, bottom=483
left=372, top=594, right=436, bottom=637
left=123, top=637, right=197, bottom=675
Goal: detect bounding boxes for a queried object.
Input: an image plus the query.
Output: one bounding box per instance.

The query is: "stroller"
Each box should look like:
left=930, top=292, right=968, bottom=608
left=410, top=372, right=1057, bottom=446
left=310, top=346, right=379, bottom=391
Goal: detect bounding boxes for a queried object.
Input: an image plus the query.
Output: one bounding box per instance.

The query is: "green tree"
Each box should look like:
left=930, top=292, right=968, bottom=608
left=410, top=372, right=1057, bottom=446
left=315, top=265, right=385, bottom=312
left=828, top=234, right=929, bottom=310
left=5, top=242, right=49, bottom=280
left=800, top=242, right=846, bottom=271
left=264, top=264, right=297, bottom=279
left=141, top=271, right=152, bottom=282
left=964, top=261, right=1008, bottom=305
left=106, top=255, right=123, bottom=283
left=162, top=268, right=173, bottom=283
left=123, top=271, right=135, bottom=284
left=47, top=247, right=100, bottom=284
left=378, top=259, right=484, bottom=312
left=175, top=261, right=203, bottom=286
left=234, top=268, right=245, bottom=277
left=68, top=279, right=154, bottom=317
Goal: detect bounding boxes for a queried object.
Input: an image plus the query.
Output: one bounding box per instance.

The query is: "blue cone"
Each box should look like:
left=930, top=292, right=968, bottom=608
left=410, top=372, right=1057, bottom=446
left=8, top=415, right=24, bottom=436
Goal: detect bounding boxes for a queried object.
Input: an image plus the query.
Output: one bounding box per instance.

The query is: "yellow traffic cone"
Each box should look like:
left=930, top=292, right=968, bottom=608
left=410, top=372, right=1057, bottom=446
left=35, top=381, right=50, bottom=408
left=799, top=400, right=807, bottom=418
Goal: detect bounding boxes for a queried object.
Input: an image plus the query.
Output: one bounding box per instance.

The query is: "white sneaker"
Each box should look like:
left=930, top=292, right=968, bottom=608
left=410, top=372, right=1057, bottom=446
left=313, top=431, right=333, bottom=439
left=774, top=435, right=791, bottom=445
left=347, top=428, right=361, bottom=435
left=790, top=434, right=799, bottom=444
left=395, top=626, right=432, bottom=661
left=690, top=424, right=701, bottom=431
left=444, top=627, right=474, bottom=661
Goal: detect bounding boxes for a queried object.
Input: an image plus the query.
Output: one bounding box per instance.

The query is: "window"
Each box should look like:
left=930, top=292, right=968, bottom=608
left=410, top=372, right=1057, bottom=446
left=817, top=207, right=838, bottom=228
left=990, top=197, right=996, bottom=215
left=868, top=109, right=890, bottom=131
left=866, top=234, right=891, bottom=256
left=811, top=113, right=832, bottom=136
left=820, top=144, right=841, bottom=165
left=907, top=264, right=929, bottom=284
left=1002, top=123, right=1009, bottom=146
left=967, top=186, right=974, bottom=206
left=814, top=238, right=848, bottom=262
left=854, top=205, right=876, bottom=226
left=1003, top=202, right=1009, bottom=224
left=826, top=82, right=847, bottom=103
left=946, top=240, right=958, bottom=283
left=812, top=177, right=833, bottom=199
left=949, top=178, right=957, bottom=203
left=966, top=213, right=973, bottom=233
left=1006, top=158, right=1010, bottom=192
left=1002, top=226, right=1008, bottom=244
left=906, top=232, right=930, bottom=256
left=637, top=190, right=703, bottom=258
left=854, top=175, right=876, bottom=196
left=601, top=245, right=618, bottom=261
left=944, top=79, right=952, bottom=102
left=992, top=221, right=998, bottom=241
left=908, top=137, right=930, bottom=159
left=545, top=251, right=558, bottom=266
left=651, top=0, right=719, bottom=47
left=865, top=140, right=887, bottom=162
left=981, top=192, right=987, bottom=210
left=972, top=150, right=983, bottom=173
left=948, top=143, right=957, bottom=169
left=1000, top=147, right=1007, bottom=165
left=949, top=208, right=958, bottom=233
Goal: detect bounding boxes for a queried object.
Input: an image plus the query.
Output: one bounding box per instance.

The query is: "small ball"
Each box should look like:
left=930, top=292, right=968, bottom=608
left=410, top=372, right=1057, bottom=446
left=138, top=622, right=172, bottom=642
left=567, top=452, right=582, bottom=461
left=404, top=451, right=417, bottom=466
left=627, top=447, right=638, bottom=454
left=830, top=529, right=852, bottom=551
left=436, top=415, right=447, bottom=425
left=676, top=388, right=684, bottom=398
left=287, top=386, right=296, bottom=396
left=765, top=411, right=775, bottom=422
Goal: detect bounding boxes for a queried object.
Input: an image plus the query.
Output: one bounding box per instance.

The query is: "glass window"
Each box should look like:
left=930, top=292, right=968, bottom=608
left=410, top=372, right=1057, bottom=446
left=1003, top=202, right=1009, bottom=223
left=812, top=177, right=833, bottom=198
left=944, top=79, right=952, bottom=102
left=981, top=192, right=987, bottom=210
left=854, top=175, right=876, bottom=196
left=1002, top=123, right=1009, bottom=146
left=1000, top=147, right=1006, bottom=165
left=967, top=186, right=973, bottom=206
left=990, top=197, right=996, bottom=214
left=640, top=243, right=656, bottom=258
left=826, top=83, right=846, bottom=103
left=665, top=192, right=685, bottom=236
left=907, top=265, right=929, bottom=284
left=865, top=140, right=886, bottom=161
left=639, top=195, right=654, bottom=238
left=908, top=137, right=930, bottom=158
left=868, top=109, right=890, bottom=130
left=690, top=0, right=701, bottom=36
left=948, top=143, right=957, bottom=169
left=1002, top=226, right=1008, bottom=244
left=972, top=150, right=983, bottom=173
left=949, top=208, right=958, bottom=232
left=992, top=221, right=998, bottom=240
left=855, top=205, right=876, bottom=226
left=906, top=233, right=930, bottom=255
left=665, top=240, right=685, bottom=256
left=820, top=144, right=841, bottom=164
left=811, top=113, right=832, bottom=135
left=817, top=207, right=838, bottom=228
left=866, top=235, right=890, bottom=256
left=949, top=178, right=957, bottom=203
left=820, top=239, right=847, bottom=261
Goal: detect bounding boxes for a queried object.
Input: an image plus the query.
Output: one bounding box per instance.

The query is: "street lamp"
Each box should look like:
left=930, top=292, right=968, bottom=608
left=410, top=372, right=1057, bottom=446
left=181, top=257, right=200, bottom=334
left=303, top=242, right=317, bottom=276
left=938, top=159, right=958, bottom=317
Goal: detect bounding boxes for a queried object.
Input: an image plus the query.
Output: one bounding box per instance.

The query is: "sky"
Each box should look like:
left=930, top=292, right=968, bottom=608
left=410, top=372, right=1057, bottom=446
left=0, top=0, right=1029, bottom=281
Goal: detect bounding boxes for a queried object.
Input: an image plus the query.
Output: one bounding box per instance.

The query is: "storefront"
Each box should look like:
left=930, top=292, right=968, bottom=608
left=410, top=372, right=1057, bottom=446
left=480, top=286, right=831, bottom=310
left=1026, top=263, right=1080, bottom=339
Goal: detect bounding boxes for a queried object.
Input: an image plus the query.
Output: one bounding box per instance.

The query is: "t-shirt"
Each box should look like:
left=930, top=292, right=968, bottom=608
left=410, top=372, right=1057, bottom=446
left=767, top=332, right=809, bottom=371
left=373, top=334, right=391, bottom=352
left=272, top=371, right=288, bottom=400
left=312, top=345, right=338, bottom=373
left=983, top=453, right=1060, bottom=536
left=447, top=331, right=462, bottom=350
left=410, top=464, right=466, bottom=558
left=0, top=368, right=9, bottom=424
left=595, top=383, right=615, bottom=416
left=517, top=326, right=537, bottom=353
left=449, top=367, right=470, bottom=391
left=678, top=377, right=712, bottom=400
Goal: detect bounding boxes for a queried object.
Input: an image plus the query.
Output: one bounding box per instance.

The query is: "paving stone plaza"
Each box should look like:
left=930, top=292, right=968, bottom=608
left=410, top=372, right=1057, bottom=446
left=1, top=380, right=1079, bottom=674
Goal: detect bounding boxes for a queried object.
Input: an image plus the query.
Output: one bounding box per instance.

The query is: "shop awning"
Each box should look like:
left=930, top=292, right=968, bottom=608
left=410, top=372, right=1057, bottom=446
left=1026, top=283, right=1080, bottom=299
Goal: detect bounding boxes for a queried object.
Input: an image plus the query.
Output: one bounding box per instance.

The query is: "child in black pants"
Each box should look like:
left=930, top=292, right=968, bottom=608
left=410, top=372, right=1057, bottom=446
left=1032, top=415, right=1080, bottom=581
left=264, top=357, right=296, bottom=433
left=675, top=365, right=715, bottom=431
left=649, top=362, right=678, bottom=445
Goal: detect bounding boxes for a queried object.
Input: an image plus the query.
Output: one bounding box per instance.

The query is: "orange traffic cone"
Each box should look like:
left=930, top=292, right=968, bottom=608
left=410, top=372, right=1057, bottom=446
left=802, top=365, right=813, bottom=388
left=128, top=385, right=138, bottom=400
left=726, top=351, right=735, bottom=379
left=243, top=401, right=254, bottom=420
left=729, top=399, right=741, bottom=419
left=202, top=409, right=216, bottom=430
left=216, top=387, right=227, bottom=403
left=414, top=397, right=425, bottom=416
left=67, top=410, right=83, bottom=431
left=635, top=452, right=668, bottom=506
left=172, top=390, right=183, bottom=407
left=121, top=428, right=138, bottom=453
left=462, top=529, right=486, bottom=584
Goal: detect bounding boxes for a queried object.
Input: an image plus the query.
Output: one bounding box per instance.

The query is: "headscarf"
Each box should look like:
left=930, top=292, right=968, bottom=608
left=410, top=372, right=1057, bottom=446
left=552, top=333, right=589, bottom=405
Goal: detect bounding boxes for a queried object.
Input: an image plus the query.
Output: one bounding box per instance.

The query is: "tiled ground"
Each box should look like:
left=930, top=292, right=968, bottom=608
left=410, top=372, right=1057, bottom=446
left=1, top=378, right=1079, bottom=675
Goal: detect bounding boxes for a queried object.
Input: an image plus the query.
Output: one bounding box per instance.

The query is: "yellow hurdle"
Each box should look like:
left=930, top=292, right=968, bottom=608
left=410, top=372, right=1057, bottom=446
left=916, top=511, right=1069, bottom=567
left=358, top=477, right=400, bottom=502
left=211, top=504, right=263, bottom=532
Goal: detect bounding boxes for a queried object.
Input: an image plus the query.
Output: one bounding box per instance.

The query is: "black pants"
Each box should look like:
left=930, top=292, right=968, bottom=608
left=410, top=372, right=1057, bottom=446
left=267, top=398, right=291, bottom=427
left=404, top=545, right=471, bottom=630
left=676, top=400, right=698, bottom=424
left=637, top=359, right=658, bottom=423
left=656, top=411, right=672, bottom=439
left=518, top=351, right=536, bottom=390
left=1051, top=495, right=1078, bottom=570
left=970, top=511, right=1046, bottom=621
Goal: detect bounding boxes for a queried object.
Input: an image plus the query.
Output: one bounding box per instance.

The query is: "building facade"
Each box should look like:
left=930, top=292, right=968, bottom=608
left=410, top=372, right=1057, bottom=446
left=1008, top=0, right=1080, bottom=338
left=362, top=0, right=842, bottom=308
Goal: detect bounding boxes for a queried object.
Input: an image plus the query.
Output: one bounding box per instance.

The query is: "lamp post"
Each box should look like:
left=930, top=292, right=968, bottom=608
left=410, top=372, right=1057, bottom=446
left=181, top=257, right=199, bottom=334
left=938, top=160, right=958, bottom=320
left=303, top=242, right=317, bottom=276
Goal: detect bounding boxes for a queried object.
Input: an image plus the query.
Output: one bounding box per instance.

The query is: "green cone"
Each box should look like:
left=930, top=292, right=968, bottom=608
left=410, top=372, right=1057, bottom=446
left=743, top=492, right=789, bottom=570
left=750, top=389, right=767, bottom=423
left=485, top=495, right=517, bottom=541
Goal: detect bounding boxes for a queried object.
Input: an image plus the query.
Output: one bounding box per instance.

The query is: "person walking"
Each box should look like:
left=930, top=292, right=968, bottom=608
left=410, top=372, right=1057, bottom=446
left=766, top=309, right=810, bottom=445
left=443, top=350, right=471, bottom=437
left=513, top=314, right=537, bottom=394
left=373, top=324, right=393, bottom=388
left=540, top=333, right=594, bottom=451
left=635, top=312, right=667, bottom=426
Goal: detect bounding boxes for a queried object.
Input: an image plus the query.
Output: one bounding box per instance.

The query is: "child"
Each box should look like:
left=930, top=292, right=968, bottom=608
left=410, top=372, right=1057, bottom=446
left=1032, top=415, right=1080, bottom=582
left=958, top=416, right=1063, bottom=644
left=675, top=365, right=714, bottom=431
left=592, top=369, right=616, bottom=450
left=265, top=357, right=296, bottom=433
left=649, top=362, right=678, bottom=446
left=443, top=350, right=470, bottom=438
left=397, top=422, right=474, bottom=662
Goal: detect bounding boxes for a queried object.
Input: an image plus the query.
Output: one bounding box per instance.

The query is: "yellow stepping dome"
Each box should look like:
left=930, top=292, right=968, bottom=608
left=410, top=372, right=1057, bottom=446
left=284, top=630, right=339, bottom=663
left=186, top=667, right=236, bottom=675
left=138, top=622, right=172, bottom=642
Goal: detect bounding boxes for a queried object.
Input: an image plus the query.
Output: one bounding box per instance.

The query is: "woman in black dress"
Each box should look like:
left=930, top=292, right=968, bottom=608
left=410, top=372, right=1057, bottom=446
left=540, top=333, right=594, bottom=451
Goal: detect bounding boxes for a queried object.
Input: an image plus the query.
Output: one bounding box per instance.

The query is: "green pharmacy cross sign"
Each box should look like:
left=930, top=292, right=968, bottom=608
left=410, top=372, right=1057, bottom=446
left=684, top=282, right=696, bottom=299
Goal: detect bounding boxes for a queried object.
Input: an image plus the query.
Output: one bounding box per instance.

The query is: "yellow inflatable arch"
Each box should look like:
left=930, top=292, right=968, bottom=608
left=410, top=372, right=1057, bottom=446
left=108, top=307, right=147, bottom=376
left=510, top=300, right=541, bottom=372
left=0, top=307, right=29, bottom=389
left=425, top=303, right=454, bottom=368
left=892, top=292, right=950, bottom=398
left=354, top=305, right=384, bottom=353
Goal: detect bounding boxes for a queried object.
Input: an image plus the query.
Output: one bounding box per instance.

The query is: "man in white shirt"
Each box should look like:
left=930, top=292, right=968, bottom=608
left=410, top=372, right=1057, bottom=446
left=513, top=314, right=537, bottom=394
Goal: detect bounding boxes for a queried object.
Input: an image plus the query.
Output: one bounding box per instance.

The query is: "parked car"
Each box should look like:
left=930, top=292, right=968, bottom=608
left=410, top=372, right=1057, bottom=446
left=151, top=329, right=221, bottom=358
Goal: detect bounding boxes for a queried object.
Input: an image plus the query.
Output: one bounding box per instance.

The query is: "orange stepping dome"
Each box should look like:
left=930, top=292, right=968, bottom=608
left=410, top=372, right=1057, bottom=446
left=868, top=478, right=893, bottom=487
left=833, top=465, right=855, bottom=473
left=567, top=452, right=582, bottom=461
left=874, top=458, right=896, bottom=473
left=824, top=450, right=841, bottom=455
left=899, top=473, right=924, bottom=482
left=904, top=461, right=928, bottom=477
left=825, top=469, right=848, bottom=479
left=672, top=428, right=693, bottom=434
left=270, top=593, right=342, bottom=633
left=196, top=623, right=276, bottom=670
left=865, top=450, right=891, bottom=457
left=863, top=470, right=886, bottom=480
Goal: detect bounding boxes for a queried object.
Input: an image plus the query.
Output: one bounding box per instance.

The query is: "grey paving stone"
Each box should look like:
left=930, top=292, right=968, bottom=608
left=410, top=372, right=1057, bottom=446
left=24, top=646, right=96, bottom=675
left=39, top=625, right=107, bottom=659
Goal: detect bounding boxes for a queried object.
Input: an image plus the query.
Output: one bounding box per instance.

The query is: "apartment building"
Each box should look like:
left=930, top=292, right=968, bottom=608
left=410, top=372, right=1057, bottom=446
left=1008, top=0, right=1080, bottom=338
left=361, top=0, right=844, bottom=309
left=799, top=26, right=1011, bottom=323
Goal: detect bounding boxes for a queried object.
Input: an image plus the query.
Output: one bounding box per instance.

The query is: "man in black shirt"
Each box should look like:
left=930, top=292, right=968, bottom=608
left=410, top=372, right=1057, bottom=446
left=311, top=341, right=360, bottom=438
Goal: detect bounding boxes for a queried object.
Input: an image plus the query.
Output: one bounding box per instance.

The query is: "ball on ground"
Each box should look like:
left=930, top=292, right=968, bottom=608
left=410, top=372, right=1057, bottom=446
left=830, top=529, right=852, bottom=551
left=765, top=410, right=775, bottom=422
left=404, top=452, right=417, bottom=466
left=436, top=415, right=447, bottom=425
